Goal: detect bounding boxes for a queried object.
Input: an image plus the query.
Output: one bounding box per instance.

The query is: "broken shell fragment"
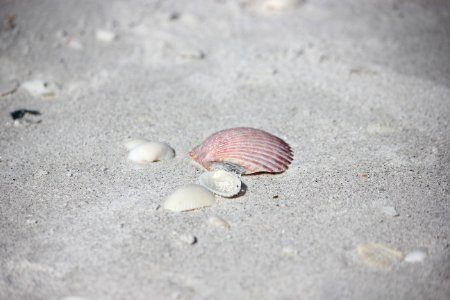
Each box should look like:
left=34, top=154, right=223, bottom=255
left=198, top=170, right=241, bottom=197
left=404, top=248, right=427, bottom=263
left=208, top=216, right=230, bottom=229
left=189, top=127, right=293, bottom=175
left=96, top=29, right=116, bottom=42
left=357, top=242, right=403, bottom=270
left=22, top=80, right=60, bottom=98
left=126, top=140, right=174, bottom=163
left=163, top=184, right=215, bottom=212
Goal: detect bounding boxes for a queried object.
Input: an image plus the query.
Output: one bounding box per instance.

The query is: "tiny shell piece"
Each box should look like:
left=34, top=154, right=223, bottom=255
left=380, top=206, right=399, bottom=217
left=179, top=234, right=197, bottom=245
left=163, top=184, right=215, bottom=212
left=259, top=0, right=302, bottom=12
left=189, top=127, right=293, bottom=175
left=22, top=80, right=60, bottom=97
left=127, top=141, right=174, bottom=163
left=357, top=242, right=403, bottom=270
left=96, top=29, right=116, bottom=42
left=208, top=216, right=230, bottom=229
left=198, top=170, right=241, bottom=197
left=404, top=249, right=427, bottom=263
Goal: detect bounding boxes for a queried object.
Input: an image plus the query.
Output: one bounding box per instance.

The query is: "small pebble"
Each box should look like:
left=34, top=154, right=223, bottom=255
left=179, top=234, right=197, bottom=245
left=380, top=206, right=399, bottom=217
left=404, top=249, right=427, bottom=263
left=96, top=29, right=116, bottom=42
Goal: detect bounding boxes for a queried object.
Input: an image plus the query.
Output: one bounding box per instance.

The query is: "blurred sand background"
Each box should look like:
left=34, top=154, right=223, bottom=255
left=0, top=0, right=449, bottom=299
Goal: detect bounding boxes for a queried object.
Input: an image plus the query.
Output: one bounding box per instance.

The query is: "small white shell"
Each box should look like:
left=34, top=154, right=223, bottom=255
left=380, top=206, right=399, bottom=217
left=127, top=141, right=174, bottom=163
left=96, top=29, right=116, bottom=42
left=404, top=249, right=427, bottom=263
left=357, top=243, right=403, bottom=270
left=208, top=216, right=230, bottom=229
left=22, top=80, right=60, bottom=97
left=163, top=184, right=215, bottom=212
left=198, top=170, right=241, bottom=197
left=179, top=234, right=197, bottom=245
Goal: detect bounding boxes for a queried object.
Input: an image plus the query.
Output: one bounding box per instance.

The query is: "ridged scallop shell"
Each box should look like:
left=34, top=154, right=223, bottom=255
left=198, top=170, right=242, bottom=197
left=163, top=184, right=215, bottom=212
left=188, top=127, right=293, bottom=174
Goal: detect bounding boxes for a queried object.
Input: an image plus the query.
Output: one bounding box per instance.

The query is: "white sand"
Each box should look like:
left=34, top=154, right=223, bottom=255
left=0, top=0, right=449, bottom=299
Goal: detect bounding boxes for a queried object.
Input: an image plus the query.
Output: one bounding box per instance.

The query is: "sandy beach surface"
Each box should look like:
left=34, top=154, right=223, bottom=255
left=1, top=0, right=449, bottom=299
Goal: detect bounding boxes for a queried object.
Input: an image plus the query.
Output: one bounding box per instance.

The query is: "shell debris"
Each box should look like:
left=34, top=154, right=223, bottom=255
left=21, top=80, right=60, bottom=98
left=208, top=216, right=230, bottom=229
left=125, top=139, right=175, bottom=163
left=258, top=0, right=303, bottom=12
left=404, top=248, right=427, bottom=263
left=198, top=170, right=241, bottom=197
left=357, top=242, right=403, bottom=270
left=380, top=206, right=399, bottom=217
left=96, top=29, right=116, bottom=42
left=179, top=234, right=197, bottom=245
left=163, top=184, right=215, bottom=212
left=189, top=127, right=293, bottom=175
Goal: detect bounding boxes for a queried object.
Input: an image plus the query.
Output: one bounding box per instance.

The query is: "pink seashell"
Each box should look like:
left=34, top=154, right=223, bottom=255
left=188, top=127, right=293, bottom=174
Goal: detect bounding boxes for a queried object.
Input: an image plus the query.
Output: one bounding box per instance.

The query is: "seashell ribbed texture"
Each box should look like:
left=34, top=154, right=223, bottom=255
left=189, top=127, right=293, bottom=174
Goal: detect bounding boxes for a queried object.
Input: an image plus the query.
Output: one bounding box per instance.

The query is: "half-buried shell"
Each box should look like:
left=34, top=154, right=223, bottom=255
left=188, top=127, right=293, bottom=175
left=126, top=139, right=175, bottom=163
left=163, top=184, right=215, bottom=212
left=198, top=170, right=242, bottom=197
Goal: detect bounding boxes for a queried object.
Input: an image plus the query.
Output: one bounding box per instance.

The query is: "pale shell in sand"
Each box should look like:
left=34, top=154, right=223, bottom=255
left=208, top=216, right=230, bottom=229
left=22, top=80, right=60, bottom=98
left=189, top=127, right=293, bottom=175
left=163, top=184, right=215, bottom=212
left=357, top=243, right=403, bottom=270
left=198, top=170, right=241, bottom=197
left=126, top=139, right=174, bottom=163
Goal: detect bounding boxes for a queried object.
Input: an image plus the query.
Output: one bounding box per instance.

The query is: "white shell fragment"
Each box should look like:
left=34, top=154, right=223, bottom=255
left=259, top=0, right=302, bottom=12
left=404, top=249, right=427, bottom=263
left=164, top=184, right=215, bottom=212
left=198, top=170, right=241, bottom=197
left=96, top=29, right=116, bottom=42
left=179, top=234, right=197, bottom=245
left=380, top=206, right=399, bottom=217
left=22, top=80, right=60, bottom=97
left=357, top=243, right=403, bottom=270
left=126, top=140, right=174, bottom=163
left=208, top=216, right=230, bottom=229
